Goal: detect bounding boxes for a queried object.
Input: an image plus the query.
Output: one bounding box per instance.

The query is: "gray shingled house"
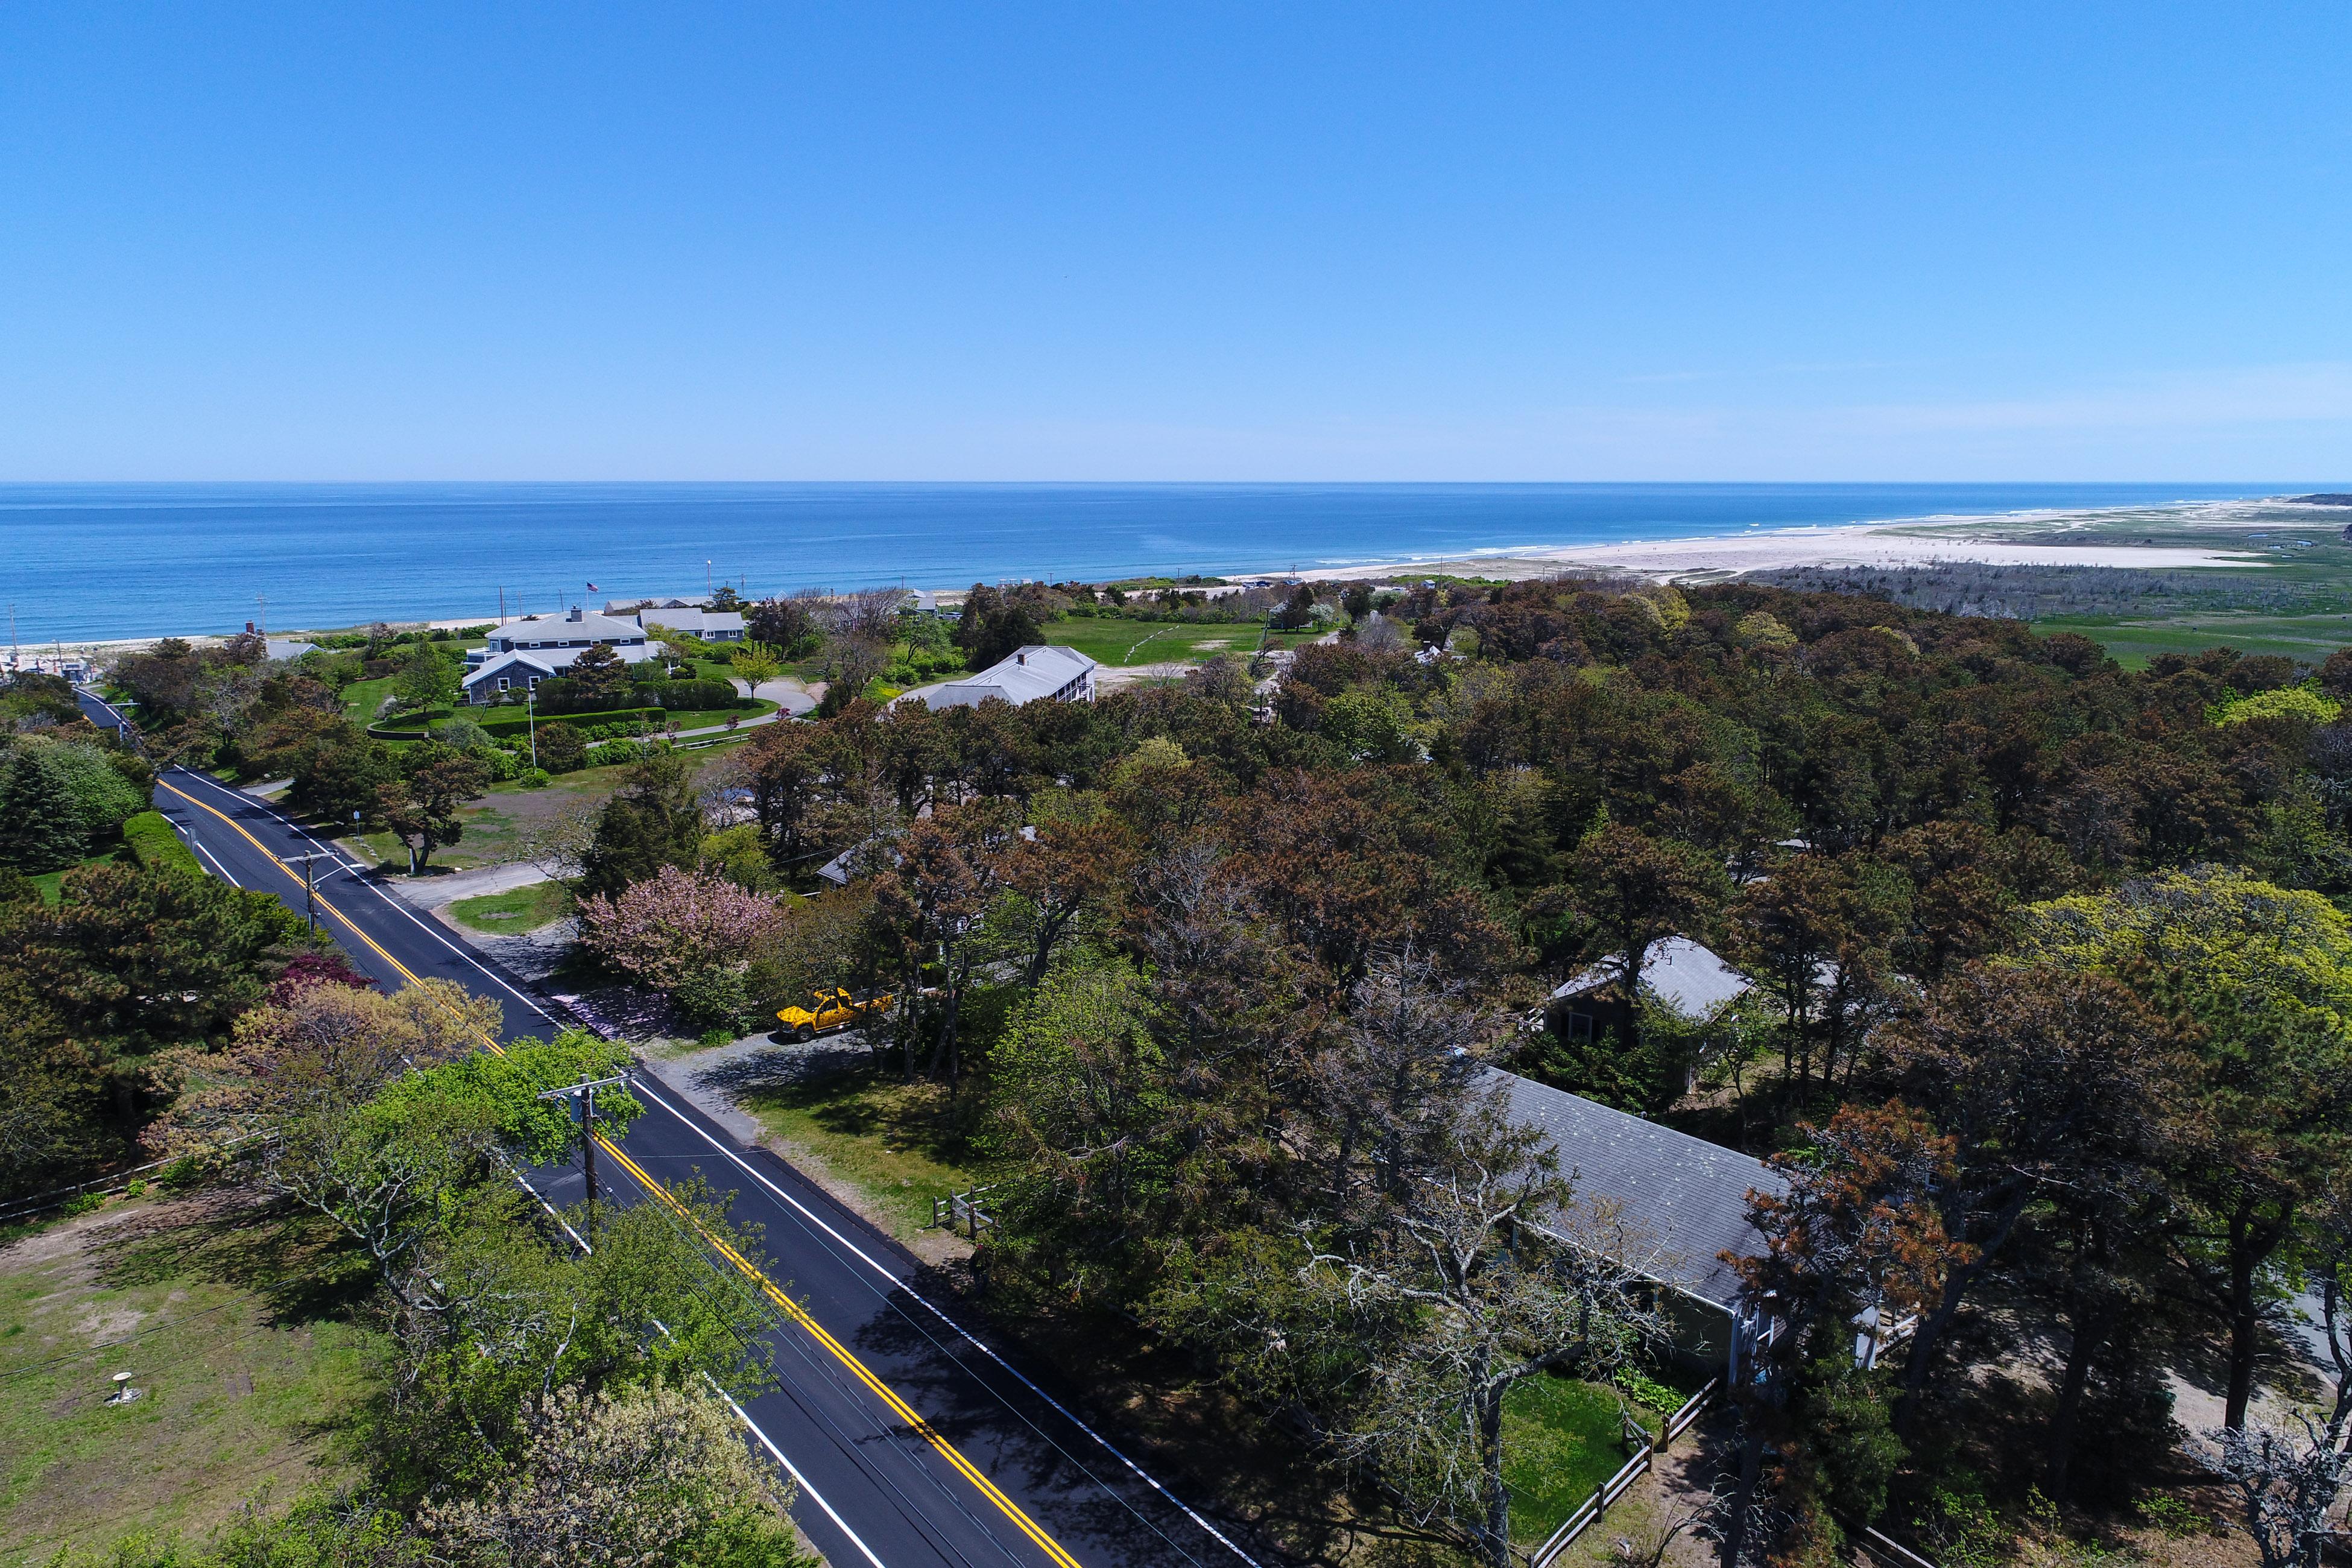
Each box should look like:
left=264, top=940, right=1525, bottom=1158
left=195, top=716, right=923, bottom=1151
left=1485, top=1067, right=1783, bottom=1377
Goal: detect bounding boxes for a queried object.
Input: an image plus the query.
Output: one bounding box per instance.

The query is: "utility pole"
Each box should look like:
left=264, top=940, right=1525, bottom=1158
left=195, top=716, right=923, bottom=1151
left=256, top=594, right=267, bottom=640
left=498, top=586, right=506, bottom=625
left=8, top=604, right=17, bottom=674
left=706, top=560, right=713, bottom=597
left=538, top=1072, right=628, bottom=1245
left=286, top=852, right=338, bottom=935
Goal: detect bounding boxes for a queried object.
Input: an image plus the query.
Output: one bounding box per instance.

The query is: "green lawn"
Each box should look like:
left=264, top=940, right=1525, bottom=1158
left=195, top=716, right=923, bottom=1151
left=0, top=1193, right=380, bottom=1561
left=1501, top=1374, right=1656, bottom=1546
left=355, top=747, right=750, bottom=873
left=2037, top=610, right=2352, bottom=669
left=446, top=879, right=574, bottom=934
left=339, top=675, right=395, bottom=725
left=486, top=701, right=773, bottom=739
left=1044, top=618, right=1316, bottom=668
left=739, top=1067, right=996, bottom=1244
left=25, top=847, right=125, bottom=905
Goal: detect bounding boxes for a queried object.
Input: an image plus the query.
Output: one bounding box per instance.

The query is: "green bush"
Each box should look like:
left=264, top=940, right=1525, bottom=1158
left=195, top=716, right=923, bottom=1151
left=0, top=738, right=147, bottom=871
left=123, top=810, right=202, bottom=876
left=534, top=722, right=589, bottom=774
left=673, top=963, right=759, bottom=1034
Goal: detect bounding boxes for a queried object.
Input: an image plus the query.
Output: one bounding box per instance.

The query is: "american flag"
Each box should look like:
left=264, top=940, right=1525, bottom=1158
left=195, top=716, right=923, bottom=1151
left=586, top=581, right=600, bottom=592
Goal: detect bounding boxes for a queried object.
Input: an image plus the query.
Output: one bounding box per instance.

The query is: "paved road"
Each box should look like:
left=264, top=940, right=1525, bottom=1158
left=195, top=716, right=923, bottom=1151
left=78, top=691, right=1257, bottom=1568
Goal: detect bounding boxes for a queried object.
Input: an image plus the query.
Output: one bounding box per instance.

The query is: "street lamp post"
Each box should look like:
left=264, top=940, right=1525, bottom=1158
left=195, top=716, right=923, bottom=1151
left=526, top=686, right=539, bottom=770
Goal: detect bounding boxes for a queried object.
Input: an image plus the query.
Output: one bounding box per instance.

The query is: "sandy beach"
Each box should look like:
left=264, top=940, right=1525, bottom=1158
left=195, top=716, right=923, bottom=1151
left=1287, top=522, right=2263, bottom=586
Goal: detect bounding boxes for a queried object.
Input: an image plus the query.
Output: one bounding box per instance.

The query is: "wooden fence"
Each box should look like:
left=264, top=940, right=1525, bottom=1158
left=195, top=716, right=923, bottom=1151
left=0, top=1149, right=220, bottom=1226
left=931, top=1185, right=997, bottom=1238
left=1525, top=1377, right=1719, bottom=1568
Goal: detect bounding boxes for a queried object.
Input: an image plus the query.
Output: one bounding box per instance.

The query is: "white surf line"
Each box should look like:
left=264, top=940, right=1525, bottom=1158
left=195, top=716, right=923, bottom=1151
left=627, top=1073, right=1265, bottom=1568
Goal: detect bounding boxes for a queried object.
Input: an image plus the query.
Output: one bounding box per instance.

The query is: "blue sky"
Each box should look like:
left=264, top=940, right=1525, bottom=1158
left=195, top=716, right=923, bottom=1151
left=2, top=3, right=2347, bottom=481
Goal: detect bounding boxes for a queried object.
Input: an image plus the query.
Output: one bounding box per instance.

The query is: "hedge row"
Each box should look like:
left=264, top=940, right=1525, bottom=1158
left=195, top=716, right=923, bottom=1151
left=122, top=810, right=202, bottom=876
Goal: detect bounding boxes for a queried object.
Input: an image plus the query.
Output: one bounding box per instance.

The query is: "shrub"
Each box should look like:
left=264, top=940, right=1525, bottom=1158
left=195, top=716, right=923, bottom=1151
left=673, top=962, right=760, bottom=1034
left=0, top=738, right=148, bottom=871
left=534, top=722, right=589, bottom=774
left=585, top=739, right=650, bottom=769
left=122, top=810, right=201, bottom=876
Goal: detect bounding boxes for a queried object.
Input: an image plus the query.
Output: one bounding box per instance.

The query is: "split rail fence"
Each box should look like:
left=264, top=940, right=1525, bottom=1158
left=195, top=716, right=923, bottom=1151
left=1525, top=1377, right=1719, bottom=1568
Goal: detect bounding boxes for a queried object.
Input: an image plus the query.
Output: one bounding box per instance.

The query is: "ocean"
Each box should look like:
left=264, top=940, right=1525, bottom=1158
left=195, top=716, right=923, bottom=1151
left=0, top=480, right=2307, bottom=644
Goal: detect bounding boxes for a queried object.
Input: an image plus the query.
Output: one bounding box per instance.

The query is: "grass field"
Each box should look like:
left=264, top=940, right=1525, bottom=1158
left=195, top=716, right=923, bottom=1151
left=352, top=744, right=750, bottom=873
left=1043, top=618, right=1321, bottom=668
left=739, top=1068, right=995, bottom=1243
left=445, top=879, right=573, bottom=934
left=338, top=675, right=394, bottom=725
left=1501, top=1374, right=1657, bottom=1545
left=2037, top=610, right=2352, bottom=669
left=0, top=1192, right=379, bottom=1562
left=26, top=847, right=125, bottom=905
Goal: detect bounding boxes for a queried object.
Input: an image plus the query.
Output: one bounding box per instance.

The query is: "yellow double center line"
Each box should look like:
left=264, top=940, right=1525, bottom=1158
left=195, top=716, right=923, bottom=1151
left=160, top=778, right=1087, bottom=1568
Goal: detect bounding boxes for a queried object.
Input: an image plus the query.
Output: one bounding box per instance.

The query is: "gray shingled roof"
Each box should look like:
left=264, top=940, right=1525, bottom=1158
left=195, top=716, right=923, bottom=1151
left=923, top=644, right=1096, bottom=709
left=1485, top=1068, right=1782, bottom=1309
left=1555, top=936, right=1751, bottom=1020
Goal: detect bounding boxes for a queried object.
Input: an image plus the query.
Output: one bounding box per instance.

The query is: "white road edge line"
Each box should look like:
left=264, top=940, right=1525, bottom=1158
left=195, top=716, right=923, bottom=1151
left=707, top=1374, right=891, bottom=1568
left=626, top=1075, right=1265, bottom=1568
left=165, top=758, right=1251, bottom=1568
left=516, top=1160, right=890, bottom=1568
left=166, top=768, right=557, bottom=1023
left=162, top=763, right=884, bottom=1562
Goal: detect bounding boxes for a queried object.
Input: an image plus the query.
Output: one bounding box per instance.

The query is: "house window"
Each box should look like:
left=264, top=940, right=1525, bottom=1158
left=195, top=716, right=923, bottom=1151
left=498, top=678, right=510, bottom=692
left=1564, top=1011, right=1595, bottom=1042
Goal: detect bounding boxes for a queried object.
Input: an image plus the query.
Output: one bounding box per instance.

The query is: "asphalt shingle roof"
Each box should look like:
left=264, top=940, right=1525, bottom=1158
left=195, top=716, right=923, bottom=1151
left=923, top=645, right=1096, bottom=709
left=1485, top=1067, right=1783, bottom=1309
left=1555, top=936, right=1751, bottom=1020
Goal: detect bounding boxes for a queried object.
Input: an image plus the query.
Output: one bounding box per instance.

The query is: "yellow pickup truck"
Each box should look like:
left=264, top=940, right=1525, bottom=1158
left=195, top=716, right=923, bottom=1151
left=776, top=987, right=893, bottom=1042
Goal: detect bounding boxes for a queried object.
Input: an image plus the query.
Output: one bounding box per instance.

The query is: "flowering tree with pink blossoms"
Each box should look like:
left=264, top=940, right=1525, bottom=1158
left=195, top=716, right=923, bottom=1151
left=577, top=865, right=782, bottom=992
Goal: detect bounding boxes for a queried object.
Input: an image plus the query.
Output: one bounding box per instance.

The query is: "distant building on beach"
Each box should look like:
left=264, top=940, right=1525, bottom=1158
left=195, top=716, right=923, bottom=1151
left=920, top=645, right=1096, bottom=710
left=462, top=608, right=653, bottom=704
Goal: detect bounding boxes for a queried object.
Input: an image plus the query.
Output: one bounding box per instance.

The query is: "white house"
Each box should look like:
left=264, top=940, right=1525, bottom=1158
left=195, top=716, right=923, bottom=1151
left=920, top=645, right=1096, bottom=710
left=461, top=607, right=654, bottom=706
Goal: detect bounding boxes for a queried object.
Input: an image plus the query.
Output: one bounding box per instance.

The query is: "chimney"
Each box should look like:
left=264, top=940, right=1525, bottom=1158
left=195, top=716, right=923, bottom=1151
left=568, top=606, right=583, bottom=622
left=1015, top=652, right=1025, bottom=665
